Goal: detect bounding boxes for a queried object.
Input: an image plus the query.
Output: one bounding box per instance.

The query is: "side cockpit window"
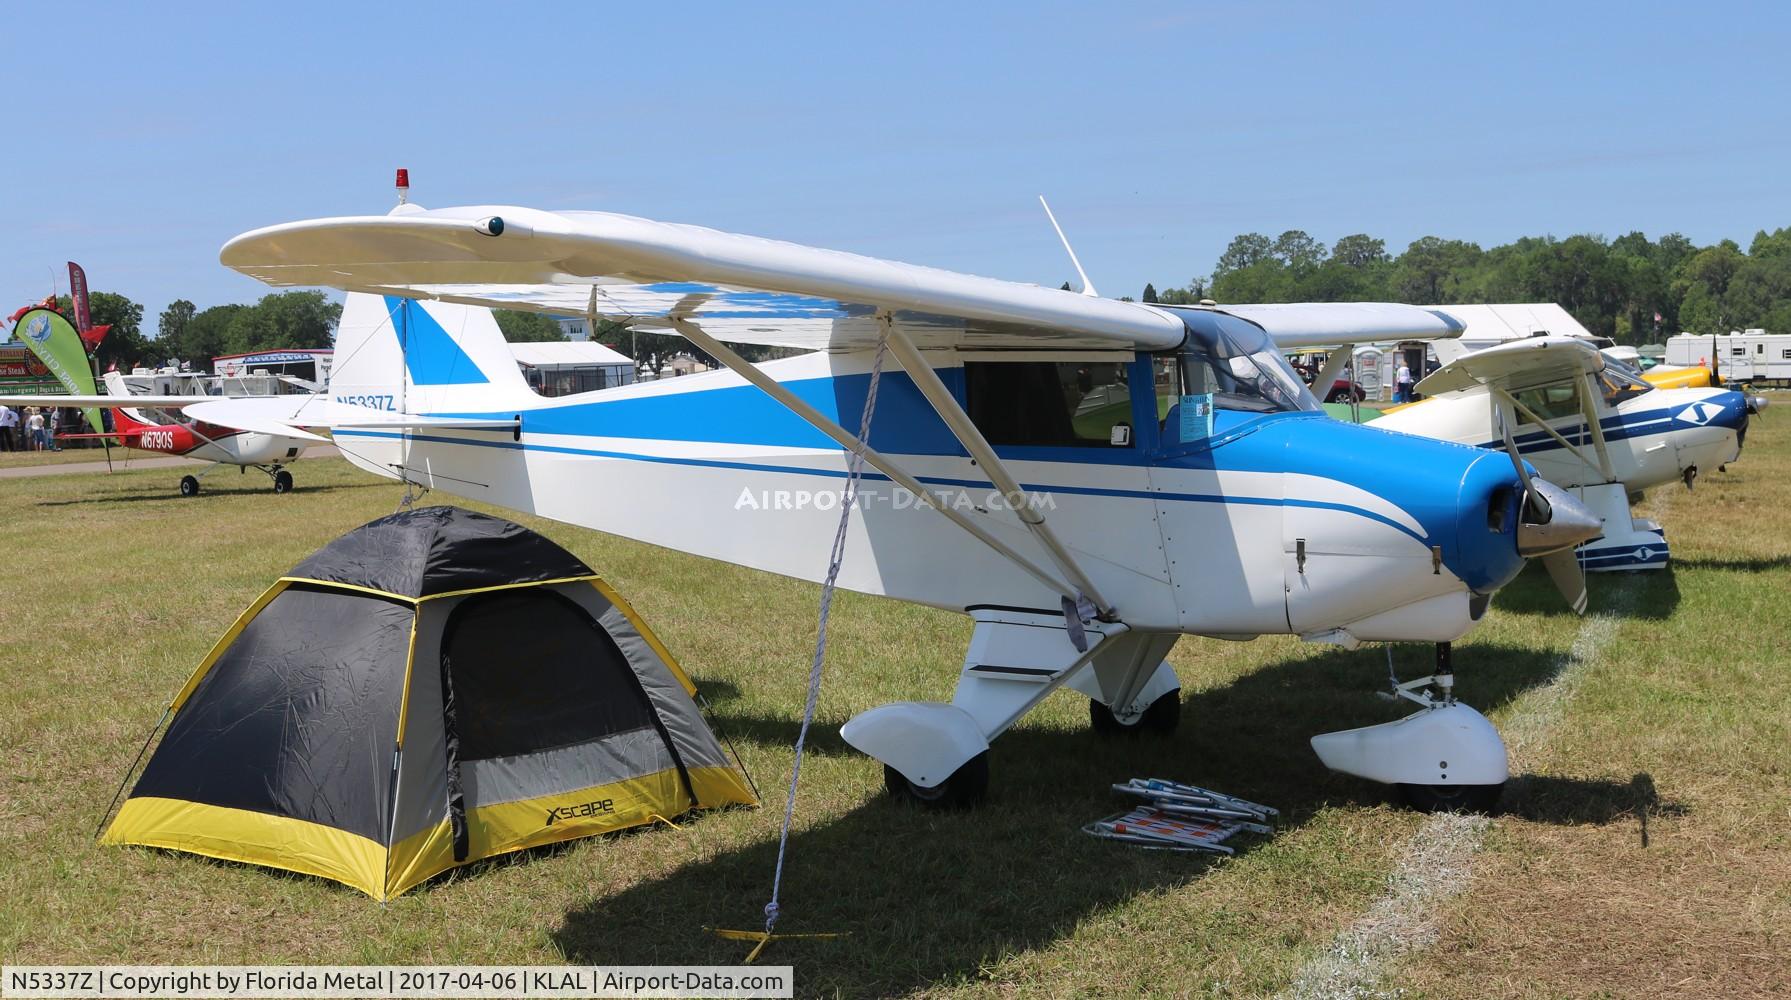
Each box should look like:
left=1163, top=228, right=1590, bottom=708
left=964, top=360, right=1134, bottom=447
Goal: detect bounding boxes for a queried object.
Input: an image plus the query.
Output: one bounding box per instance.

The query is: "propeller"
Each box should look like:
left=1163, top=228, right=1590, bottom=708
left=1497, top=407, right=1599, bottom=614
left=1496, top=407, right=1549, bottom=523
left=1542, top=549, right=1588, bottom=615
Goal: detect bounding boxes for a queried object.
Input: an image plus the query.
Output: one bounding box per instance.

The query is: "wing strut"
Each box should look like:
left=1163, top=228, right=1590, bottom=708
left=666, top=317, right=1070, bottom=598
left=881, top=321, right=1116, bottom=618
left=1492, top=386, right=1610, bottom=482
left=1574, top=373, right=1617, bottom=482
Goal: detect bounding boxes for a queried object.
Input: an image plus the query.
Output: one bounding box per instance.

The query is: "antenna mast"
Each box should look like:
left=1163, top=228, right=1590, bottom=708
left=1038, top=195, right=1098, bottom=297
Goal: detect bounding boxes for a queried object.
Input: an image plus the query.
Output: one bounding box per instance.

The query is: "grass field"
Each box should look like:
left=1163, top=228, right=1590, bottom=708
left=0, top=445, right=172, bottom=467
left=1, top=428, right=1787, bottom=998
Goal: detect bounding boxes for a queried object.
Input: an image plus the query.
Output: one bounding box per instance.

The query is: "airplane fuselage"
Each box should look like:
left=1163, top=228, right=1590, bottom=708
left=332, top=349, right=1530, bottom=646
left=1372, top=383, right=1748, bottom=495
left=115, top=405, right=306, bottom=466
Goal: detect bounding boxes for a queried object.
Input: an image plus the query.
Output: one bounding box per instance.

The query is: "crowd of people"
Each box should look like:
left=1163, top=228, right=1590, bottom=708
left=0, top=403, right=65, bottom=452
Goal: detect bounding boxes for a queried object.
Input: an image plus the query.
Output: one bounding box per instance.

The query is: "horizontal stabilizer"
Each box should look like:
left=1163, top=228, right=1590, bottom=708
left=183, top=395, right=518, bottom=439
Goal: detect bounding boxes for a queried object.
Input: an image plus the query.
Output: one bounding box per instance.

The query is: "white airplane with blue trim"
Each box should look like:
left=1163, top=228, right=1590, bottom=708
left=192, top=189, right=1607, bottom=813
left=1366, top=335, right=1763, bottom=590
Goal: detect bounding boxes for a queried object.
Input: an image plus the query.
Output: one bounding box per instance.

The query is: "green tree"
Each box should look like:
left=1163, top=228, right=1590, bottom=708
left=1214, top=233, right=1273, bottom=277
left=157, top=299, right=196, bottom=359
left=224, top=291, right=341, bottom=353
left=1330, top=234, right=1388, bottom=269
left=56, top=290, right=149, bottom=371
left=1271, top=230, right=1327, bottom=273
left=1393, top=237, right=1482, bottom=304
left=493, top=310, right=568, bottom=342
left=183, top=305, right=246, bottom=368
left=1142, top=282, right=1158, bottom=303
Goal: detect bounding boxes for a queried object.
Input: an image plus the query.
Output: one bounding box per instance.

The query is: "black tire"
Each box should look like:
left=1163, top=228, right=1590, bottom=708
left=273, top=470, right=294, bottom=494
left=179, top=475, right=200, bottom=498
left=1398, top=782, right=1504, bottom=814
left=883, top=751, right=989, bottom=809
left=1089, top=689, right=1181, bottom=738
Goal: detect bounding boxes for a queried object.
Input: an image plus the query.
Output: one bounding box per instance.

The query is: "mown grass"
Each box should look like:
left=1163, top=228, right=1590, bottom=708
left=0, top=423, right=1786, bottom=997
left=0, top=444, right=170, bottom=467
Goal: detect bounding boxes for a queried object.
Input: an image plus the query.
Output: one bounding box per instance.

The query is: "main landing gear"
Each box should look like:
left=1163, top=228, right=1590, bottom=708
left=1088, top=688, right=1181, bottom=737
left=1309, top=642, right=1509, bottom=813
left=841, top=609, right=1183, bottom=810
left=177, top=464, right=293, bottom=497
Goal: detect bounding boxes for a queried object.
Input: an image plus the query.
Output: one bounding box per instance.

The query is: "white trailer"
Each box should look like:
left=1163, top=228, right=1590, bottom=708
left=1667, top=330, right=1791, bottom=382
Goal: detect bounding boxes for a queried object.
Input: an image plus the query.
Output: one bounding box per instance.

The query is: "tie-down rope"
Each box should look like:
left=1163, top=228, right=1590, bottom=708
left=735, top=328, right=890, bottom=962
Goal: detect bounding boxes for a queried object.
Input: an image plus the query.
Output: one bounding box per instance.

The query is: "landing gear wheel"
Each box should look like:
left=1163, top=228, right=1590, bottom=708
left=272, top=470, right=294, bottom=493
left=179, top=475, right=200, bottom=498
left=1089, top=690, right=1181, bottom=738
left=1398, top=782, right=1504, bottom=814
left=883, top=751, right=989, bottom=809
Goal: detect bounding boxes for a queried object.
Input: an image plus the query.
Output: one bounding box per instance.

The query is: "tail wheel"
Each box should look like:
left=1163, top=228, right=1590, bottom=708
left=1398, top=782, right=1504, bottom=814
left=1089, top=690, right=1181, bottom=738
left=883, top=751, right=989, bottom=809
left=272, top=470, right=294, bottom=493
left=179, top=475, right=200, bottom=498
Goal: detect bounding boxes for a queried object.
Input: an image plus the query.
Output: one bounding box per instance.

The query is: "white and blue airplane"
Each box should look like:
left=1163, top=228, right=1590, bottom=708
left=194, top=193, right=1604, bottom=813
left=1369, top=336, right=1761, bottom=587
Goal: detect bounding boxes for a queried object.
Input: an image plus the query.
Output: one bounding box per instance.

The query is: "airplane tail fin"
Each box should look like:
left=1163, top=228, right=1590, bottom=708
left=329, top=292, right=533, bottom=414
left=101, top=371, right=153, bottom=434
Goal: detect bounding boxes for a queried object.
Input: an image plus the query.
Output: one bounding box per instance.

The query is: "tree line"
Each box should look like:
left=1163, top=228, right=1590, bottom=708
left=1144, top=226, right=1791, bottom=343
left=46, top=223, right=1790, bottom=372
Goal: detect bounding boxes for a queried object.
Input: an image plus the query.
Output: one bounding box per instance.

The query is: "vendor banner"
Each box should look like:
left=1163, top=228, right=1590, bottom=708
left=15, top=309, right=103, bottom=433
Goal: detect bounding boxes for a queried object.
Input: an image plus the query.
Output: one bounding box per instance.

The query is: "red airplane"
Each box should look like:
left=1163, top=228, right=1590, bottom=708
left=9, top=372, right=321, bottom=495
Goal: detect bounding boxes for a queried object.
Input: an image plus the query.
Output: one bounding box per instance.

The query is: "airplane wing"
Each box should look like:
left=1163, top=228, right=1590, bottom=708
left=221, top=206, right=1189, bottom=352
left=1415, top=335, right=1605, bottom=397
left=1224, top=303, right=1465, bottom=351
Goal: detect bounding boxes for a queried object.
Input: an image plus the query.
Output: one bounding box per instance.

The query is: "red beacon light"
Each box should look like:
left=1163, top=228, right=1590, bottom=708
left=395, top=168, right=410, bottom=205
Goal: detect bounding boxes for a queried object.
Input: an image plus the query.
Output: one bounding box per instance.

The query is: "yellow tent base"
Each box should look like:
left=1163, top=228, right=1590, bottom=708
left=708, top=927, right=848, bottom=964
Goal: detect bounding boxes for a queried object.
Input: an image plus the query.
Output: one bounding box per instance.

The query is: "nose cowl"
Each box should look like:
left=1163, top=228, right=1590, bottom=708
left=1517, top=478, right=1603, bottom=556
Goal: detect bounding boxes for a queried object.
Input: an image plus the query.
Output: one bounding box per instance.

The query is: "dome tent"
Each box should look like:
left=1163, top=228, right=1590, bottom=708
left=102, top=506, right=756, bottom=899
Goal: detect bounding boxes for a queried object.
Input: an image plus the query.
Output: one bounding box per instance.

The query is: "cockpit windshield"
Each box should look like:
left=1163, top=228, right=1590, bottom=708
left=1597, top=358, right=1654, bottom=404
left=1173, top=310, right=1321, bottom=414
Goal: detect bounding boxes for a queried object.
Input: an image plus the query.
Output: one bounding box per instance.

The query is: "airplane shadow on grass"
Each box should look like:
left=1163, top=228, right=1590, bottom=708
left=553, top=641, right=1666, bottom=995
left=1670, top=554, right=1791, bottom=573
left=1491, top=560, right=1681, bottom=620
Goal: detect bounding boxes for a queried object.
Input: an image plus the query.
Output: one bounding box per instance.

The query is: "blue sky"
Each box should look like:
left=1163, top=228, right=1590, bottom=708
left=4, top=1, right=1787, bottom=335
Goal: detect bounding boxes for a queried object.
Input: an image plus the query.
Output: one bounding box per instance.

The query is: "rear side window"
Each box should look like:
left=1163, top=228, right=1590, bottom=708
left=1511, top=383, right=1582, bottom=424
left=964, top=361, right=1134, bottom=447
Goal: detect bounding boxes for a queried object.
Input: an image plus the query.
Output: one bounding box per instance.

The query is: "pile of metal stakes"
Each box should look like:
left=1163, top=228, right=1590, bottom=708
left=1082, top=778, right=1279, bottom=854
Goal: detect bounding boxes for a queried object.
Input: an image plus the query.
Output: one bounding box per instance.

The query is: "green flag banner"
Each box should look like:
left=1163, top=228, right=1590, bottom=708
left=17, top=308, right=104, bottom=434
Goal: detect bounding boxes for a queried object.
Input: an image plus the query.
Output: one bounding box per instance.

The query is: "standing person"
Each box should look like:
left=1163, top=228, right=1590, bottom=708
left=25, top=407, right=46, bottom=451
left=1395, top=359, right=1414, bottom=403
left=0, top=403, right=15, bottom=452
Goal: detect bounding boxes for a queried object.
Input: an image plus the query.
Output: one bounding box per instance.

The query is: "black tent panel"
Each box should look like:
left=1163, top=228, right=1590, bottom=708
left=131, top=586, right=411, bottom=843
left=440, top=589, right=657, bottom=761
left=289, top=506, right=592, bottom=598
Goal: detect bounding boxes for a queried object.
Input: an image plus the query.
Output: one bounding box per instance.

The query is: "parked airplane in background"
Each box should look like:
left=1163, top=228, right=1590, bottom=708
left=193, top=188, right=1606, bottom=813
left=4, top=372, right=319, bottom=494
left=1370, top=336, right=1761, bottom=592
